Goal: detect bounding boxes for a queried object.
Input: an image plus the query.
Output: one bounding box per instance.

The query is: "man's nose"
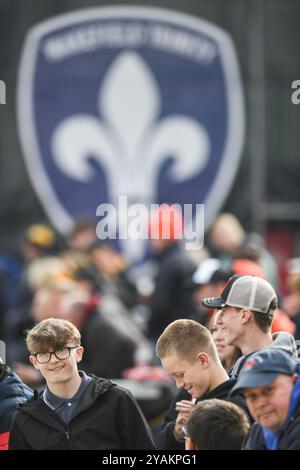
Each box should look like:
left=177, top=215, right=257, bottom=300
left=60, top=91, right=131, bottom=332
left=49, top=352, right=59, bottom=363
left=214, top=330, right=223, bottom=342
left=176, top=378, right=185, bottom=389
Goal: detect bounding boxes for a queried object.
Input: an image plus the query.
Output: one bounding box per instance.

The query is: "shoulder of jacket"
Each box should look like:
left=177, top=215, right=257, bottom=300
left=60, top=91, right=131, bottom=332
left=89, top=376, right=133, bottom=402
left=245, top=423, right=261, bottom=449
left=230, top=356, right=248, bottom=378
left=89, top=375, right=115, bottom=391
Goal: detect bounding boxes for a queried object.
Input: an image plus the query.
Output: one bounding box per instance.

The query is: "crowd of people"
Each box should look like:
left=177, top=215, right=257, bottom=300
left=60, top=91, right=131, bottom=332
left=0, top=209, right=300, bottom=450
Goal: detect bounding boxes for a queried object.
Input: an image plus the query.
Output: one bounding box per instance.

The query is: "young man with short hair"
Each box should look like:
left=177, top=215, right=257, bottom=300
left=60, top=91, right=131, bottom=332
left=231, top=348, right=300, bottom=450
left=155, top=319, right=248, bottom=450
left=9, top=318, right=156, bottom=450
left=202, top=275, right=298, bottom=375
left=184, top=398, right=250, bottom=450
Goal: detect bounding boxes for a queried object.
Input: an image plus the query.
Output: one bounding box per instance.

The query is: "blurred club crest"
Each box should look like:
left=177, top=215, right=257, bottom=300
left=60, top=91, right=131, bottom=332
left=17, top=6, right=244, bottom=261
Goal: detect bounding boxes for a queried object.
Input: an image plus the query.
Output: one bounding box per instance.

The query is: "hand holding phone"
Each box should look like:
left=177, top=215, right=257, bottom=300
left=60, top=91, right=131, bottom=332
left=175, top=401, right=193, bottom=409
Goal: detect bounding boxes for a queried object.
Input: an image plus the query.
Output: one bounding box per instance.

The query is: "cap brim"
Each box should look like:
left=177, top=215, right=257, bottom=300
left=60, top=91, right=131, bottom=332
left=201, top=296, right=226, bottom=309
left=230, top=372, right=280, bottom=395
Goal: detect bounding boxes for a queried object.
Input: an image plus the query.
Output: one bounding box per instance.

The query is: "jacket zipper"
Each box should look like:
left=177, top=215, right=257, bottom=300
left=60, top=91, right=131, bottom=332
left=65, top=429, right=71, bottom=449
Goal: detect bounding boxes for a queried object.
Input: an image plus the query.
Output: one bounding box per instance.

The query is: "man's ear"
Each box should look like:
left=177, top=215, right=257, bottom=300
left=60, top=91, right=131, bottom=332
left=292, top=373, right=298, bottom=384
left=241, top=309, right=252, bottom=325
left=29, top=355, right=39, bottom=370
left=185, top=436, right=195, bottom=450
left=75, top=346, right=84, bottom=363
left=196, top=352, right=209, bottom=368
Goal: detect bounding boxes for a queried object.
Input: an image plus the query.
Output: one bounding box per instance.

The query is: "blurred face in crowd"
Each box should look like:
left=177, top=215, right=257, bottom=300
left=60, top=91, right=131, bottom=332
left=161, top=353, right=210, bottom=399
left=69, top=227, right=96, bottom=252
left=32, top=288, right=65, bottom=322
left=243, top=374, right=296, bottom=432
left=91, top=245, right=126, bottom=278
left=210, top=311, right=239, bottom=366
left=216, top=306, right=244, bottom=348
left=211, top=214, right=245, bottom=254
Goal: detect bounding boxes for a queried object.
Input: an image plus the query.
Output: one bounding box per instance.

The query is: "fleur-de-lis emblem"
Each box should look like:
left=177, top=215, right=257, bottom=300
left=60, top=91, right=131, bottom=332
left=52, top=51, right=210, bottom=259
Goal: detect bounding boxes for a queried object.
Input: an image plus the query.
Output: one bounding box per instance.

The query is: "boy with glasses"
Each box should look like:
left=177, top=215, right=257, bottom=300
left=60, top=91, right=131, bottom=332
left=9, top=317, right=156, bottom=450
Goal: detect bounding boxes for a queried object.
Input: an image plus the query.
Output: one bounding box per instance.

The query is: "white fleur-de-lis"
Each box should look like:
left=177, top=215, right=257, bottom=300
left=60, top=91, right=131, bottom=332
left=51, top=51, right=210, bottom=260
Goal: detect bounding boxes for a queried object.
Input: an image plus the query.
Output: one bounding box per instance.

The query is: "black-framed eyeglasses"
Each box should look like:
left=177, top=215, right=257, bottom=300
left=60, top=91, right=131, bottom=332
left=33, top=346, right=79, bottom=364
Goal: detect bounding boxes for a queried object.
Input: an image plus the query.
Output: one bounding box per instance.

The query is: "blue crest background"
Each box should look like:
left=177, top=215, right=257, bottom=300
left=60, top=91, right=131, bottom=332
left=33, top=18, right=228, bottom=220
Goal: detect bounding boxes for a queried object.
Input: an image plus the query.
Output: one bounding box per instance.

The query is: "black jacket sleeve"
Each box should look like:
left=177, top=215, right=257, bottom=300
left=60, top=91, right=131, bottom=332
left=115, top=388, right=157, bottom=450
left=157, top=389, right=190, bottom=450
left=9, top=413, right=32, bottom=450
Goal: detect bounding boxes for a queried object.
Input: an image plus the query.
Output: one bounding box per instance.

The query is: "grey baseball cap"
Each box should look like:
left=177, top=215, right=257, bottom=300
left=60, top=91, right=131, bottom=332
left=202, top=275, right=278, bottom=315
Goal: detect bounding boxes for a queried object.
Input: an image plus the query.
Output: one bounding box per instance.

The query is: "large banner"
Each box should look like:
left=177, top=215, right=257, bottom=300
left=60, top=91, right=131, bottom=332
left=17, top=6, right=244, bottom=260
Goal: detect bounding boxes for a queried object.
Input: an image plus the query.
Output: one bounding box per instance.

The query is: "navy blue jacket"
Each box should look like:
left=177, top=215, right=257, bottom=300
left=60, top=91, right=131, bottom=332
left=245, top=404, right=300, bottom=450
left=0, top=365, right=32, bottom=449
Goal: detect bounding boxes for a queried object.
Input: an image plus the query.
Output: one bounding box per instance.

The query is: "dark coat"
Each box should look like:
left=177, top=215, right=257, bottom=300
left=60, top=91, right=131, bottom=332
left=148, top=243, right=196, bottom=339
left=78, top=295, right=136, bottom=378
left=0, top=365, right=33, bottom=449
left=157, top=378, right=249, bottom=450
left=245, top=404, right=300, bottom=450
left=9, top=375, right=156, bottom=450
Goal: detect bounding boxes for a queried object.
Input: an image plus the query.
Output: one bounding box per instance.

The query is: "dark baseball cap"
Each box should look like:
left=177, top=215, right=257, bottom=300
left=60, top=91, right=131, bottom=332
left=230, top=348, right=298, bottom=395
left=202, top=274, right=278, bottom=315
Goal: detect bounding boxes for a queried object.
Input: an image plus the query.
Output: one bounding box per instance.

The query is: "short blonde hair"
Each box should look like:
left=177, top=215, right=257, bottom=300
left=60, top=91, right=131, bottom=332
left=26, top=317, right=81, bottom=353
left=156, top=319, right=218, bottom=363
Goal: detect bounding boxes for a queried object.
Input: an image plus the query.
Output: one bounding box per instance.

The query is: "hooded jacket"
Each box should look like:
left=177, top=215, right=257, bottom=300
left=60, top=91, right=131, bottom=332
left=231, top=332, right=299, bottom=378
left=9, top=375, right=156, bottom=450
left=245, top=406, right=300, bottom=450
left=0, top=365, right=33, bottom=450
left=157, top=378, right=248, bottom=450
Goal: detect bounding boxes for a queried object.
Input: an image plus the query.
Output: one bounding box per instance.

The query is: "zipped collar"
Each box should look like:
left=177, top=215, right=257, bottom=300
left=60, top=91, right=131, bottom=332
left=16, top=375, right=114, bottom=427
left=200, top=378, right=238, bottom=401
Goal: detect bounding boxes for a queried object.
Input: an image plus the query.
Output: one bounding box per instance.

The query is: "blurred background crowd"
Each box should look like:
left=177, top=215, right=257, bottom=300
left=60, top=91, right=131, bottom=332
left=1, top=212, right=300, bottom=417
left=0, top=0, right=300, bottom=429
